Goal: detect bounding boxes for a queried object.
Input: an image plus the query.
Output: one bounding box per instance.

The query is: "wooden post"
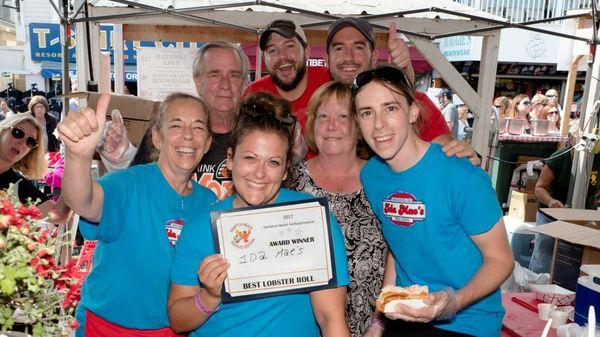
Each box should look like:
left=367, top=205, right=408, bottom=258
left=475, top=31, right=501, bottom=170
left=98, top=52, right=111, bottom=93
left=560, top=54, right=584, bottom=136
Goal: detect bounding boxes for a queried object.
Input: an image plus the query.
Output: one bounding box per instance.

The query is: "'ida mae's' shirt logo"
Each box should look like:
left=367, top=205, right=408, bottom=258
left=383, top=192, right=426, bottom=227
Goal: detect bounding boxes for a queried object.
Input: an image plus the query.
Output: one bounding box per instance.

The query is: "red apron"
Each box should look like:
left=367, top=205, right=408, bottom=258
left=85, top=310, right=186, bottom=337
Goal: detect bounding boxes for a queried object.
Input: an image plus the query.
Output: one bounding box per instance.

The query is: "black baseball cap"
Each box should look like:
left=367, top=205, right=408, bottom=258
left=327, top=17, right=375, bottom=51
left=259, top=19, right=307, bottom=51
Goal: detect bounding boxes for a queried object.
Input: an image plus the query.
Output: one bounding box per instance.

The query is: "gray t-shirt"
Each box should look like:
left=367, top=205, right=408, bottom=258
left=442, top=102, right=459, bottom=138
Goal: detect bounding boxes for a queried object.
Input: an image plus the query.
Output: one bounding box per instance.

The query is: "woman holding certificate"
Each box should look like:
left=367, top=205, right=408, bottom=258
left=351, top=65, right=514, bottom=337
left=58, top=93, right=216, bottom=336
left=168, top=92, right=350, bottom=337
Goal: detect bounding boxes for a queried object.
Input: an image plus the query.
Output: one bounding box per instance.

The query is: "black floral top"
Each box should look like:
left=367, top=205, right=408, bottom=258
left=288, top=160, right=387, bottom=336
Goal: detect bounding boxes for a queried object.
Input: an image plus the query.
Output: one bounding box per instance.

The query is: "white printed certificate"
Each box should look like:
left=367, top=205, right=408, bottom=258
left=210, top=198, right=338, bottom=302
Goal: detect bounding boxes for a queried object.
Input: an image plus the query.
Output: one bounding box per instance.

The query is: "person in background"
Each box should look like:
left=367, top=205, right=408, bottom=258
left=287, top=81, right=384, bottom=336
left=43, top=145, right=65, bottom=199
left=58, top=93, right=216, bottom=336
left=352, top=65, right=513, bottom=337
left=457, top=105, right=470, bottom=142
left=0, top=114, right=70, bottom=223
left=168, top=92, right=350, bottom=337
left=545, top=89, right=561, bottom=113
left=493, top=96, right=510, bottom=119
left=530, top=141, right=600, bottom=273
left=436, top=89, right=459, bottom=139
left=507, top=94, right=531, bottom=134
left=543, top=104, right=561, bottom=132
left=0, top=99, right=14, bottom=120
left=28, top=95, right=60, bottom=153
left=530, top=94, right=548, bottom=120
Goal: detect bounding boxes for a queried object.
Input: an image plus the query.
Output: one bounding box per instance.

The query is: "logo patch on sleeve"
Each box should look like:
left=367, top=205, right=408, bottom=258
left=383, top=192, right=426, bottom=227
left=165, top=219, right=185, bottom=246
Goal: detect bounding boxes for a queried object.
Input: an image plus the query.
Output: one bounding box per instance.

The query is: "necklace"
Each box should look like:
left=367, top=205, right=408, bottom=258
left=177, top=181, right=192, bottom=210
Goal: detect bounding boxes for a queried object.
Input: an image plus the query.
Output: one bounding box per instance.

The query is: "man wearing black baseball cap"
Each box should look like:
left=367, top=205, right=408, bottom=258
left=245, top=19, right=332, bottom=126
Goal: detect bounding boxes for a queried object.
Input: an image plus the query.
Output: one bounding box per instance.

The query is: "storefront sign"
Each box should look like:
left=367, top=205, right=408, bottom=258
left=29, top=23, right=203, bottom=64
left=438, top=23, right=561, bottom=64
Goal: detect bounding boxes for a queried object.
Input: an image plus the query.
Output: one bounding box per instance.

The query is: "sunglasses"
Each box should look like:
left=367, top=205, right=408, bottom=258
left=546, top=94, right=557, bottom=98
left=493, top=105, right=502, bottom=109
left=521, top=100, right=531, bottom=105
left=351, top=66, right=412, bottom=95
left=239, top=104, right=296, bottom=130
left=10, top=126, right=38, bottom=149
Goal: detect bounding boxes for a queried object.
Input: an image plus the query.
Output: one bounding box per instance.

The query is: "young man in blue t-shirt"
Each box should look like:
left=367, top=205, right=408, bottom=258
left=352, top=65, right=514, bottom=337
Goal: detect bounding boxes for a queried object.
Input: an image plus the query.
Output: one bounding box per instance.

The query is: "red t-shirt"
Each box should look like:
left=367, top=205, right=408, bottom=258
left=243, top=66, right=331, bottom=131
left=414, top=91, right=450, bottom=141
left=244, top=66, right=449, bottom=142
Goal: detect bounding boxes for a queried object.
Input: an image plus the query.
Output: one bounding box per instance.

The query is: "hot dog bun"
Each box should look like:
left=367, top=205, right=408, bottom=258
left=376, top=285, right=429, bottom=312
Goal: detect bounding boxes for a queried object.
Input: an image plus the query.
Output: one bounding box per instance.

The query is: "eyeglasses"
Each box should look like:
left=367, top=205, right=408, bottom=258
left=10, top=126, right=38, bottom=149
left=351, top=66, right=412, bottom=95
left=239, top=104, right=296, bottom=130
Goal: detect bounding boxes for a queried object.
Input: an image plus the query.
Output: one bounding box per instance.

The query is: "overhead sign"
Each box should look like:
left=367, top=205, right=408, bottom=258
left=437, top=23, right=562, bottom=64
left=29, top=23, right=203, bottom=64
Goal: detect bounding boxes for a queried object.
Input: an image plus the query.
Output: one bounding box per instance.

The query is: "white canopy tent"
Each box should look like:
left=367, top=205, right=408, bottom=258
left=59, top=0, right=597, bottom=206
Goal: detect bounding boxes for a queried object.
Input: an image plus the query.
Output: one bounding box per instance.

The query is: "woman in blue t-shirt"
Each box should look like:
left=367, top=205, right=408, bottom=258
left=168, top=92, right=350, bottom=337
left=351, top=65, right=514, bottom=337
left=58, top=92, right=216, bottom=337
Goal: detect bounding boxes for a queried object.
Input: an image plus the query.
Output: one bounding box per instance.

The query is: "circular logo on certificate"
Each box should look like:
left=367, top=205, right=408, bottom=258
left=231, top=223, right=255, bottom=249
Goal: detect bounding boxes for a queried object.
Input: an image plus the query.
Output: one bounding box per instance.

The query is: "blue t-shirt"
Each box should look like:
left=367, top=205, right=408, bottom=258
left=360, top=144, right=504, bottom=337
left=75, top=163, right=217, bottom=333
left=170, top=188, right=350, bottom=337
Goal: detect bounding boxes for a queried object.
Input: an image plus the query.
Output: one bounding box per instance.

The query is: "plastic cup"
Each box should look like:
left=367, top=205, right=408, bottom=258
left=538, top=303, right=557, bottom=321
left=550, top=310, right=568, bottom=328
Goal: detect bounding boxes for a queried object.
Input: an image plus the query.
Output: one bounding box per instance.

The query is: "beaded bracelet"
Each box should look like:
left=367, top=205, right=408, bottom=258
left=194, top=289, right=219, bottom=316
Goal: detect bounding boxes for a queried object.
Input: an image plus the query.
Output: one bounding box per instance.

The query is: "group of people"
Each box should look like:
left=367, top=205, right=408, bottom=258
left=3, top=16, right=514, bottom=337
left=494, top=89, right=563, bottom=135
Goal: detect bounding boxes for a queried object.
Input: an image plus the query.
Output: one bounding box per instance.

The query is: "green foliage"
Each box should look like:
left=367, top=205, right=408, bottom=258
left=0, top=186, right=75, bottom=336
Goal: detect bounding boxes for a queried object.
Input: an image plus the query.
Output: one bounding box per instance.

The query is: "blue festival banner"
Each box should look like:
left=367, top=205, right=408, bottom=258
left=29, top=23, right=203, bottom=65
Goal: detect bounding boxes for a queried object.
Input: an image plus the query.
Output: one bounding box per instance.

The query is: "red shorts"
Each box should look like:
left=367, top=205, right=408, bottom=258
left=84, top=310, right=185, bottom=337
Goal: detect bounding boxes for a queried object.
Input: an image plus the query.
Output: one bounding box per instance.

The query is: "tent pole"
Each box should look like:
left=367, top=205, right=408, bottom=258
left=60, top=0, right=70, bottom=117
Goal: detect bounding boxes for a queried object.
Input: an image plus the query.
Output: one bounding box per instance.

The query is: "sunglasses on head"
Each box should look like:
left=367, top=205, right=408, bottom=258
left=239, top=104, right=296, bottom=129
left=351, top=66, right=412, bottom=95
left=10, top=126, right=38, bottom=149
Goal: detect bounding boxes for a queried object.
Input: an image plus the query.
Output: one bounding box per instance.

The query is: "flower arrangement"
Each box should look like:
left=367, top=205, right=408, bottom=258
left=0, top=187, right=79, bottom=336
